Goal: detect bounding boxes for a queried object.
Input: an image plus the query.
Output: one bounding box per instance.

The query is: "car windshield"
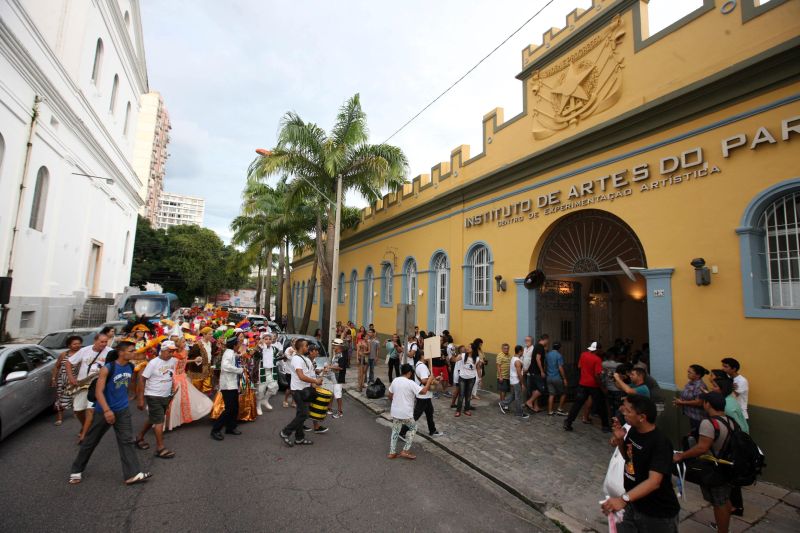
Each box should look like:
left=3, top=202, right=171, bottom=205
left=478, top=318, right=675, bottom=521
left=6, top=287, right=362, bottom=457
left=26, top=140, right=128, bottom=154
left=39, top=331, right=95, bottom=349
left=124, top=297, right=167, bottom=317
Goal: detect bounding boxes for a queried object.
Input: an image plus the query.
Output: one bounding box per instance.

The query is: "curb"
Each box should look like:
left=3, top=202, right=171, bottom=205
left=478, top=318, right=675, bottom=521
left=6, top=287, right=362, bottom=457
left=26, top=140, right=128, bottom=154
left=345, top=388, right=560, bottom=525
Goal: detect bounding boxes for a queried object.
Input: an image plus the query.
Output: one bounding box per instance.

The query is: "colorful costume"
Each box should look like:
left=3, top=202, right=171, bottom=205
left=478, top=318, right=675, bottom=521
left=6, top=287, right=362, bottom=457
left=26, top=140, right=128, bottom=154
left=210, top=350, right=257, bottom=422
left=187, top=338, right=213, bottom=394
left=166, top=350, right=213, bottom=431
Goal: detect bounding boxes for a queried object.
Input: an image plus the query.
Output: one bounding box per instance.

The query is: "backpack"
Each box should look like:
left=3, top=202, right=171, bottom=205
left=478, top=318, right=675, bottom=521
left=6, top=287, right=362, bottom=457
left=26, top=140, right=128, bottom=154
left=713, top=416, right=766, bottom=486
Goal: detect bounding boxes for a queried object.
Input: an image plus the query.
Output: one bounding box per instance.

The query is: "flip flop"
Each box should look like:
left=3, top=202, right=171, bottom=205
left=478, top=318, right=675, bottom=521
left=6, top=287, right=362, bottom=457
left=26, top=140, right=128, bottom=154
left=155, top=448, right=175, bottom=459
left=125, top=472, right=152, bottom=486
left=135, top=439, right=150, bottom=450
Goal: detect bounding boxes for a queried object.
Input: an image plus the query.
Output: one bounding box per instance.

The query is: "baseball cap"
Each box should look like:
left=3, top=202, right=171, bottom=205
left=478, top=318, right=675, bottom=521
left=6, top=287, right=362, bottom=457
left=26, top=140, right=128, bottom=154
left=160, top=340, right=176, bottom=352
left=587, top=341, right=598, bottom=352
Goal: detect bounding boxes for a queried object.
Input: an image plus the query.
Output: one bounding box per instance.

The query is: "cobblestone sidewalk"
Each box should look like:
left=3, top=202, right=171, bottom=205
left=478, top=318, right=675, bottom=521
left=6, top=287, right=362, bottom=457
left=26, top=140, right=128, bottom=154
left=343, top=363, right=800, bottom=532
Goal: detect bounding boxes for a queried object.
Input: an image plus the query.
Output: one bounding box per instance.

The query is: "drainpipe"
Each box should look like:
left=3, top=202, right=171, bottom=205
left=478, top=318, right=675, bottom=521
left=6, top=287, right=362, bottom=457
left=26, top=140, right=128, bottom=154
left=0, top=96, right=41, bottom=342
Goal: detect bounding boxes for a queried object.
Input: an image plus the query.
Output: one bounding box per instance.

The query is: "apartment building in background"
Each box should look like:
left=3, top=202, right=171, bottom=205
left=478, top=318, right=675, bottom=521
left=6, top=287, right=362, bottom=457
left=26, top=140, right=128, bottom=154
left=155, top=192, right=205, bottom=229
left=133, top=91, right=171, bottom=224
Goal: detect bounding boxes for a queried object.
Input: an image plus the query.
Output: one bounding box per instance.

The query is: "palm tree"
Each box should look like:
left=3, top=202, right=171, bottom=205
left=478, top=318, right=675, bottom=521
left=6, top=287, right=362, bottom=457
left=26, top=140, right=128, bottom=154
left=248, top=94, right=408, bottom=343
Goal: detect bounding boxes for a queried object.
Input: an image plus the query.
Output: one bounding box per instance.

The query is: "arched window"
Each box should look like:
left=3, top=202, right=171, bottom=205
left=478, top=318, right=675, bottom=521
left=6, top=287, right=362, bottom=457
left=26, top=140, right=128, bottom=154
left=428, top=251, right=450, bottom=334
left=123, top=230, right=130, bottom=264
left=109, top=74, right=119, bottom=113
left=312, top=281, right=318, bottom=304
left=91, top=38, right=103, bottom=84
left=402, top=258, right=417, bottom=306
left=29, top=166, right=49, bottom=231
left=349, top=270, right=358, bottom=323
left=363, top=267, right=374, bottom=325
left=338, top=272, right=345, bottom=304
left=123, top=102, right=132, bottom=136
left=737, top=179, right=800, bottom=319
left=380, top=262, right=394, bottom=307
left=464, top=242, right=492, bottom=310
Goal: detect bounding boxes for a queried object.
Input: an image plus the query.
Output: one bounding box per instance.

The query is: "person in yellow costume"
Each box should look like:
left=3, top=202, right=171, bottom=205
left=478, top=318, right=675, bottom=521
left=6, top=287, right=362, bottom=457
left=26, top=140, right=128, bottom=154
left=187, top=327, right=214, bottom=394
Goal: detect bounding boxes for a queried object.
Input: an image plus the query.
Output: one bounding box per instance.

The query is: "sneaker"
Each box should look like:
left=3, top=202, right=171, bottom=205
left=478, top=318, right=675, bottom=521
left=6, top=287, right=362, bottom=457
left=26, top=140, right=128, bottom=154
left=433, top=393, right=440, bottom=399
left=313, top=426, right=329, bottom=434
left=518, top=414, right=531, bottom=420
left=431, top=431, right=445, bottom=437
left=398, top=435, right=407, bottom=443
left=548, top=412, right=555, bottom=416
left=303, top=425, right=311, bottom=431
left=443, top=391, right=452, bottom=398
left=332, top=413, right=342, bottom=419
left=563, top=423, right=574, bottom=432
left=498, top=402, right=508, bottom=414
left=556, top=409, right=568, bottom=416
left=327, top=409, right=333, bottom=414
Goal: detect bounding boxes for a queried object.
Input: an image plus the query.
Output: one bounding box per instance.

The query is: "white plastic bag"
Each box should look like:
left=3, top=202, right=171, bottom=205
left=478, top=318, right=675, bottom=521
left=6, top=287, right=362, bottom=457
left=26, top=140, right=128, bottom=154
left=603, top=447, right=626, bottom=498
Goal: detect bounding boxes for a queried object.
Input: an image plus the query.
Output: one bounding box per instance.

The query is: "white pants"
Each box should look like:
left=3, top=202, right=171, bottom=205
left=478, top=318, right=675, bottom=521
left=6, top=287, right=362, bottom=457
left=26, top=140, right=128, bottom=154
left=256, top=375, right=278, bottom=408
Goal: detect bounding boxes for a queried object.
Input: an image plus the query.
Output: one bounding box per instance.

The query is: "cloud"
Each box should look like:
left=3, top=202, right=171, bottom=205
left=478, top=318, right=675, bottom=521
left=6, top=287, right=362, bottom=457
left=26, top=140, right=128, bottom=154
left=140, top=0, right=698, bottom=241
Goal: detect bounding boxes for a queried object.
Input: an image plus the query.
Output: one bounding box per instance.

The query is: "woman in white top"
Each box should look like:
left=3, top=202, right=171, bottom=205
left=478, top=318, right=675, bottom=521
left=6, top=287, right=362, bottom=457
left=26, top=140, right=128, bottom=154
left=455, top=345, right=481, bottom=417
left=449, top=345, right=466, bottom=409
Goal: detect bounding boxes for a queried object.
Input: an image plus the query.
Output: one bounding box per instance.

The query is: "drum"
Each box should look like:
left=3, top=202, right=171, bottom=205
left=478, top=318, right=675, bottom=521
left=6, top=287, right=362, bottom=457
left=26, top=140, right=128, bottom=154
left=308, top=387, right=333, bottom=420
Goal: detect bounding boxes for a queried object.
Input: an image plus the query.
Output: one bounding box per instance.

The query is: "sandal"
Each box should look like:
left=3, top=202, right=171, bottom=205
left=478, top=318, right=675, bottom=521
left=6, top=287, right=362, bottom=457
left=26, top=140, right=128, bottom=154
left=155, top=448, right=175, bottom=459
left=135, top=439, right=150, bottom=450
left=296, top=438, right=314, bottom=445
left=125, top=472, right=152, bottom=485
left=68, top=473, right=82, bottom=485
left=280, top=431, right=294, bottom=447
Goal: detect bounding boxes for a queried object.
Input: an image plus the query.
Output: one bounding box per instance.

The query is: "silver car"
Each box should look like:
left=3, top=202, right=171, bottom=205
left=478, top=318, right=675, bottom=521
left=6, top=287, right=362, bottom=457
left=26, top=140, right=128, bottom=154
left=0, top=344, right=57, bottom=440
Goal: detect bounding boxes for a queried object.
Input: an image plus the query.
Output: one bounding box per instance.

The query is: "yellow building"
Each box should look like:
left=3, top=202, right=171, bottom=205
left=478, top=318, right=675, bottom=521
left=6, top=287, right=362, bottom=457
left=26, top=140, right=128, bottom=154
left=290, top=0, right=800, bottom=487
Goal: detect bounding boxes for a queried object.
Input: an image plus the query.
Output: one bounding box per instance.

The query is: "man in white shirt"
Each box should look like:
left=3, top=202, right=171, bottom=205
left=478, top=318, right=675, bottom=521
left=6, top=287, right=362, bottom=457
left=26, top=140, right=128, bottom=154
left=405, top=335, right=419, bottom=365
left=280, top=339, right=322, bottom=447
left=65, top=333, right=111, bottom=444
left=721, top=357, right=749, bottom=419
left=256, top=334, right=278, bottom=415
left=521, top=336, right=534, bottom=374
left=211, top=338, right=244, bottom=441
left=500, top=345, right=530, bottom=419
left=388, top=363, right=435, bottom=460
left=135, top=341, right=177, bottom=457
left=399, top=358, right=444, bottom=441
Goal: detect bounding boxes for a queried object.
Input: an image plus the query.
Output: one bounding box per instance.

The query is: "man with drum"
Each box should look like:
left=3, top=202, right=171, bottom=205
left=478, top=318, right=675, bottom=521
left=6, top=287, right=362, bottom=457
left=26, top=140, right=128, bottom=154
left=280, top=339, right=322, bottom=447
left=307, top=344, right=330, bottom=434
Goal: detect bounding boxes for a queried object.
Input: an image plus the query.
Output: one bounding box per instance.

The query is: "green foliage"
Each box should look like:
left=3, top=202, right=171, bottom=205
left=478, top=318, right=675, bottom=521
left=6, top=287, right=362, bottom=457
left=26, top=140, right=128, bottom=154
left=129, top=216, right=246, bottom=304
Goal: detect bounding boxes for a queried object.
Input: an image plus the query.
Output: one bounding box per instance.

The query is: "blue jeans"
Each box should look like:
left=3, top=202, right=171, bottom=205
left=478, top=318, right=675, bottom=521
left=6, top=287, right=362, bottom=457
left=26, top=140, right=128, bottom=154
left=367, top=359, right=375, bottom=383
left=501, top=383, right=524, bottom=416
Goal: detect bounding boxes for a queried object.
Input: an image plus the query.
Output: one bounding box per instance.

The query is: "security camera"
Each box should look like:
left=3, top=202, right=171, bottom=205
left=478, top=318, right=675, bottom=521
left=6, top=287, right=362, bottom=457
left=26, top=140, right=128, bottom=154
left=690, top=258, right=706, bottom=269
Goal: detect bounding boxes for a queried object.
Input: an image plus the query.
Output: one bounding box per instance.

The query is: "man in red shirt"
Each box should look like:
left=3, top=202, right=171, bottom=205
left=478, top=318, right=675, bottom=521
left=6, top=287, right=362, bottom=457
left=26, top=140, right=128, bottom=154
left=563, top=341, right=610, bottom=433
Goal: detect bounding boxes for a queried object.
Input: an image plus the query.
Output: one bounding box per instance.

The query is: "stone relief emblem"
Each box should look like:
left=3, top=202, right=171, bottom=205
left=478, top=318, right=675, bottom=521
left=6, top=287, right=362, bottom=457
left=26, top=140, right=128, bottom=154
left=530, top=15, right=626, bottom=140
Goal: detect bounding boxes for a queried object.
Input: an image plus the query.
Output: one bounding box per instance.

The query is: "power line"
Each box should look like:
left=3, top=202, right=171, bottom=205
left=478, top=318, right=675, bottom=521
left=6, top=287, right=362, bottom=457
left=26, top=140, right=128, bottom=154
left=381, top=0, right=556, bottom=144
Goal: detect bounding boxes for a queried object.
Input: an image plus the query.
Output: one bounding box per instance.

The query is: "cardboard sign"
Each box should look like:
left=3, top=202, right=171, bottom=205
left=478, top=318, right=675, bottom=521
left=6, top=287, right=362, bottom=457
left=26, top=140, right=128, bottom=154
left=423, top=336, right=440, bottom=360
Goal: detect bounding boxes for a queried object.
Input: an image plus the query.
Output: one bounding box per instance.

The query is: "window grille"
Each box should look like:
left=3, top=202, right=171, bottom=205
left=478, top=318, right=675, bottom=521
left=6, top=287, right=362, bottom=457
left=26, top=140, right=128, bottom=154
left=761, top=191, right=800, bottom=309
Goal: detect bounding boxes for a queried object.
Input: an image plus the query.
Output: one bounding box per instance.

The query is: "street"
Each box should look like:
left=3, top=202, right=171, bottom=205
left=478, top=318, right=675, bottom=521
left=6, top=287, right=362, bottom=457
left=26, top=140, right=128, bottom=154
left=0, top=396, right=553, bottom=533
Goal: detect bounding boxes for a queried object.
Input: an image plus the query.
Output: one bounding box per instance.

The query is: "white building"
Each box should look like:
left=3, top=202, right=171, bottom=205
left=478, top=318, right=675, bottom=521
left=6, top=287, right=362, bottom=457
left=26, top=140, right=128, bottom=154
left=132, top=91, right=170, bottom=225
left=0, top=0, right=150, bottom=338
left=155, top=192, right=205, bottom=229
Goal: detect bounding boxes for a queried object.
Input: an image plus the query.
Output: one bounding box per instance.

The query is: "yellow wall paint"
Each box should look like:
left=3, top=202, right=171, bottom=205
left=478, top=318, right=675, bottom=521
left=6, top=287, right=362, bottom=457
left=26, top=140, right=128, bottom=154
left=289, top=2, right=800, bottom=414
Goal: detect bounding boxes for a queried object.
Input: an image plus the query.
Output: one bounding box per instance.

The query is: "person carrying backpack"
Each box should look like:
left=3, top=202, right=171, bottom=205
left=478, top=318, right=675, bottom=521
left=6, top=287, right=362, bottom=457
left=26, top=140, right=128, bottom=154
left=672, top=392, right=736, bottom=533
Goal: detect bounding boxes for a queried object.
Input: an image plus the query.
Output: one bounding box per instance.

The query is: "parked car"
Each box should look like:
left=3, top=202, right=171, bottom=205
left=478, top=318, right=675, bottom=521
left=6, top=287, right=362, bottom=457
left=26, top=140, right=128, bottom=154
left=0, top=344, right=57, bottom=440
left=276, top=334, right=328, bottom=360
left=268, top=321, right=282, bottom=333
left=38, top=321, right=127, bottom=354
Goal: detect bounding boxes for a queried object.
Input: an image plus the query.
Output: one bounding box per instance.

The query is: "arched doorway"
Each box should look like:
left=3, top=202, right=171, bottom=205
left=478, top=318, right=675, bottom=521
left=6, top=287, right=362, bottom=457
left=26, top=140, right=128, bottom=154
left=534, top=210, right=648, bottom=370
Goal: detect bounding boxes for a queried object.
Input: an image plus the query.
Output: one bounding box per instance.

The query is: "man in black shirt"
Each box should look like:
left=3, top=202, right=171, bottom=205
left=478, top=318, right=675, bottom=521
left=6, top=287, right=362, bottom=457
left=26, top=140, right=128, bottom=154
left=602, top=394, right=679, bottom=532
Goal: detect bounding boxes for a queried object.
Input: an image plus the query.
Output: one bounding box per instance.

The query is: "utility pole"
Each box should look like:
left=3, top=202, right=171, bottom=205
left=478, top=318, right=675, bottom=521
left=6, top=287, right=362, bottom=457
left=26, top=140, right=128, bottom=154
left=327, top=174, right=343, bottom=356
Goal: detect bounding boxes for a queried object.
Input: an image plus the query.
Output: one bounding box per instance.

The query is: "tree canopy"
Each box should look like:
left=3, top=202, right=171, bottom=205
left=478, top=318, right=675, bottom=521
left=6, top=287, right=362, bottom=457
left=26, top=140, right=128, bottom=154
left=130, top=216, right=247, bottom=304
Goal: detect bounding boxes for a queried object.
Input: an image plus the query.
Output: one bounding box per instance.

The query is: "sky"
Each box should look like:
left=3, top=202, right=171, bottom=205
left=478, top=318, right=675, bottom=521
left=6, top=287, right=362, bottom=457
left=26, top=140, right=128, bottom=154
left=139, top=0, right=702, bottom=242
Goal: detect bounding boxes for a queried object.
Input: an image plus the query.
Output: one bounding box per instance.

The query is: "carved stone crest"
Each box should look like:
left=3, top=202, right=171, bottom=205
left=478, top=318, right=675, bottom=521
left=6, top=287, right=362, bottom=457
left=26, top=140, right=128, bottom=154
left=530, top=15, right=626, bottom=139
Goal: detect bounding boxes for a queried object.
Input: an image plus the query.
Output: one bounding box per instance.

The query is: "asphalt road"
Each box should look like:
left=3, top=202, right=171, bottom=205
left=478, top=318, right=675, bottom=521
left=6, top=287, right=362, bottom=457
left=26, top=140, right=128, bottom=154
left=0, top=395, right=554, bottom=532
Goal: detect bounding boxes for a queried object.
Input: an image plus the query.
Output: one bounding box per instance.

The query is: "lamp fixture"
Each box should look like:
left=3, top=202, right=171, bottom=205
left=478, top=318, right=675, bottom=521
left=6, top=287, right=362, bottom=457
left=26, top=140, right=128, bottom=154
left=690, top=258, right=711, bottom=286
left=494, top=274, right=507, bottom=292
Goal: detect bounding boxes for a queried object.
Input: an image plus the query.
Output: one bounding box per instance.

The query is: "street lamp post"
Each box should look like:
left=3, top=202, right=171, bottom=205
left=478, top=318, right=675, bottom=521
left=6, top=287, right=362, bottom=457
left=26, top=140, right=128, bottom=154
left=327, top=174, right=343, bottom=357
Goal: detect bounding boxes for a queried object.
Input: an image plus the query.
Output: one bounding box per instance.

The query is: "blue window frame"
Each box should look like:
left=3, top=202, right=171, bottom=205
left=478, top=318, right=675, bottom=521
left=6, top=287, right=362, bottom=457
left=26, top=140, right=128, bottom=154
left=338, top=272, right=345, bottom=304
left=363, top=266, right=374, bottom=325
left=380, top=262, right=394, bottom=308
left=737, top=178, right=800, bottom=319
left=349, top=270, right=358, bottom=323
left=463, top=241, right=493, bottom=310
